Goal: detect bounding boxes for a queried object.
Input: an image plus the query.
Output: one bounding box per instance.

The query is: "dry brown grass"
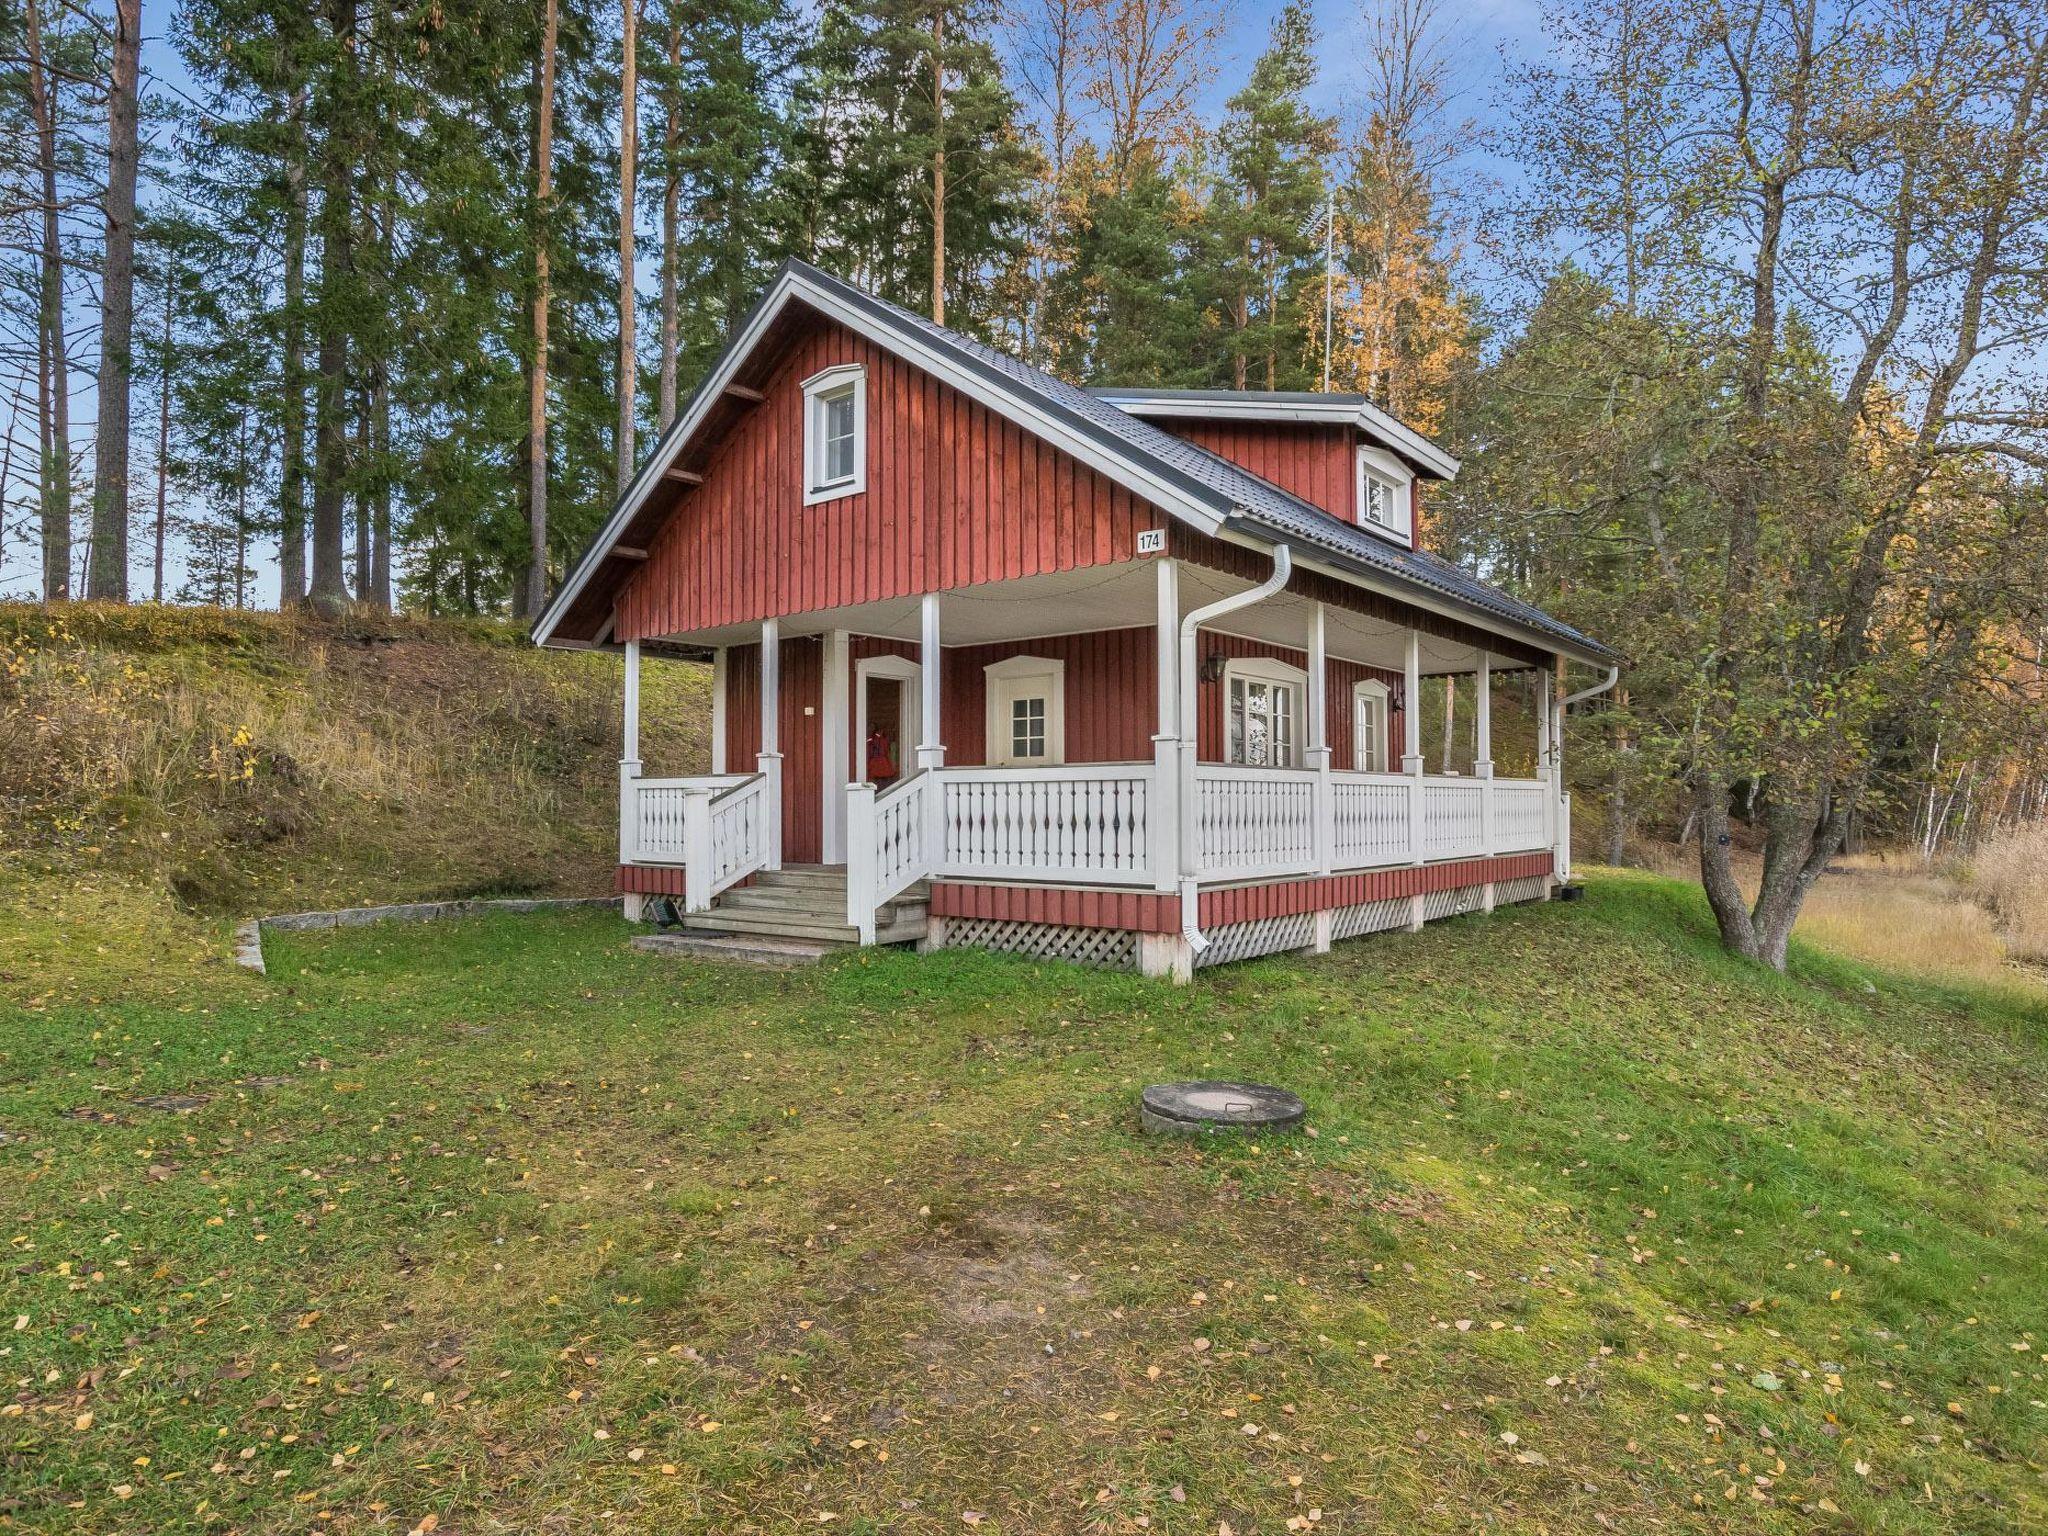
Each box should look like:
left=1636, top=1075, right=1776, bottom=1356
left=1966, top=821, right=2048, bottom=963
left=0, top=601, right=707, bottom=913
left=1633, top=839, right=2041, bottom=991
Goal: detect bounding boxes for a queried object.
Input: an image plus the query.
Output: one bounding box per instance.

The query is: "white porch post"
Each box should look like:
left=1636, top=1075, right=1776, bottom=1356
left=759, top=618, right=783, bottom=870
left=1475, top=653, right=1494, bottom=856
left=1306, top=601, right=1332, bottom=875
left=917, top=593, right=944, bottom=771
left=710, top=647, right=728, bottom=775
left=1474, top=654, right=1493, bottom=777
left=619, top=638, right=643, bottom=867
left=821, top=629, right=850, bottom=863
left=1549, top=657, right=1569, bottom=879
left=1151, top=559, right=1181, bottom=894
left=1403, top=628, right=1425, bottom=875
left=916, top=593, right=946, bottom=875
left=1402, top=629, right=1424, bottom=774
left=1535, top=663, right=1554, bottom=878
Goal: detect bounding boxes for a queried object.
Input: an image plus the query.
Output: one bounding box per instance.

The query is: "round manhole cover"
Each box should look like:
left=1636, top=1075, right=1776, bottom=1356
left=1140, top=1081, right=1306, bottom=1136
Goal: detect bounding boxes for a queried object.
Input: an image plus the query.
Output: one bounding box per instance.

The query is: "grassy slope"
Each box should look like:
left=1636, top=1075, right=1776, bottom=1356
left=0, top=603, right=705, bottom=917
left=1, top=873, right=2043, bottom=1534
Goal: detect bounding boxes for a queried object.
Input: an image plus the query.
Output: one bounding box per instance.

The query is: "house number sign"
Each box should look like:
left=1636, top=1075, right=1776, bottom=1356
left=1136, top=528, right=1167, bottom=556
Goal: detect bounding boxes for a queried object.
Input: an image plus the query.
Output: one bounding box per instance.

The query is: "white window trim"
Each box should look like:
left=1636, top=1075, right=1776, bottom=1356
left=1356, top=445, right=1414, bottom=545
left=1352, top=677, right=1391, bottom=772
left=984, top=655, right=1066, bottom=766
left=1220, top=655, right=1307, bottom=768
left=803, top=363, right=867, bottom=506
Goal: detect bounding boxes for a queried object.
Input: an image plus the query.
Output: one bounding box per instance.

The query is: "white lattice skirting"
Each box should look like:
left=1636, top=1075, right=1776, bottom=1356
left=935, top=877, right=1550, bottom=974
left=1330, top=897, right=1412, bottom=941
left=937, top=917, right=1141, bottom=970
left=1195, top=912, right=1318, bottom=968
left=1422, top=885, right=1485, bottom=922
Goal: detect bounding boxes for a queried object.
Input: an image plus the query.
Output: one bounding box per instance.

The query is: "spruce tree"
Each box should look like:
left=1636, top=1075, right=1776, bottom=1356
left=1205, top=0, right=1332, bottom=391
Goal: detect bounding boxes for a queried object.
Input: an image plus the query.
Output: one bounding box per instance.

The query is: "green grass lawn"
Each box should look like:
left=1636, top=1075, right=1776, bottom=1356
left=2, top=872, right=2044, bottom=1534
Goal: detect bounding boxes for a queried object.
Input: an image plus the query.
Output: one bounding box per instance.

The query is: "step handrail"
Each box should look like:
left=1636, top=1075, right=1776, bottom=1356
left=844, top=769, right=933, bottom=944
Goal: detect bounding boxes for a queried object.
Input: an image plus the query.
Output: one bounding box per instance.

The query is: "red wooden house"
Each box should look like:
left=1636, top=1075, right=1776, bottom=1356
left=535, top=260, right=1616, bottom=979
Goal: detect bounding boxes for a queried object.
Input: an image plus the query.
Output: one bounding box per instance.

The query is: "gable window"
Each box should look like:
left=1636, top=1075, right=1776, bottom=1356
left=1352, top=678, right=1391, bottom=772
left=1221, top=656, right=1306, bottom=768
left=1357, top=447, right=1413, bottom=544
left=803, top=364, right=867, bottom=505
left=984, top=656, right=1066, bottom=766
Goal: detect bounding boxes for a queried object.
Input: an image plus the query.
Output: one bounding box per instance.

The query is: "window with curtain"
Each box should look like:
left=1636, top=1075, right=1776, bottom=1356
left=1222, top=658, right=1305, bottom=768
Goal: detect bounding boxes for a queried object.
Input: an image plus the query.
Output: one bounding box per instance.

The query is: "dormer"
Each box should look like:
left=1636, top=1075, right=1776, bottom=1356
left=1090, top=389, right=1457, bottom=550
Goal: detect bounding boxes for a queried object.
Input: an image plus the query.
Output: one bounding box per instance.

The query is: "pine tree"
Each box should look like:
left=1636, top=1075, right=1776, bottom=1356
left=790, top=0, right=1036, bottom=339
left=1205, top=0, right=1332, bottom=390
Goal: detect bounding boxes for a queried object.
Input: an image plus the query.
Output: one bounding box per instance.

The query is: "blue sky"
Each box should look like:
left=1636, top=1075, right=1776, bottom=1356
left=7, top=0, right=1556, bottom=605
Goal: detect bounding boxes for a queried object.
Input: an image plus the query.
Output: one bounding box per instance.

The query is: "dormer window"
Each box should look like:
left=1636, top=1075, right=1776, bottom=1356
left=1357, top=446, right=1413, bottom=544
left=803, top=364, right=866, bottom=505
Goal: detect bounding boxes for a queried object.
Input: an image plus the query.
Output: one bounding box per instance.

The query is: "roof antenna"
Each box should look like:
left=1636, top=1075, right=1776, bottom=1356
left=1299, top=190, right=1336, bottom=393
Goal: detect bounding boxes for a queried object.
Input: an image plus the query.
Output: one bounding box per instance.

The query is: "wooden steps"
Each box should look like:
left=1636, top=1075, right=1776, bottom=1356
left=642, top=865, right=928, bottom=959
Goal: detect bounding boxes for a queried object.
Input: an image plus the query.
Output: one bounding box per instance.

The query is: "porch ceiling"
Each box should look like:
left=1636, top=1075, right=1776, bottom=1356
left=649, top=560, right=1535, bottom=675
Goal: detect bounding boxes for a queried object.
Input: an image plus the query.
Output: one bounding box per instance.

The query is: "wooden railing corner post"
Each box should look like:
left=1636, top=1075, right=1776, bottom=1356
left=618, top=761, right=641, bottom=866
left=1150, top=737, right=1179, bottom=893
left=680, top=786, right=715, bottom=912
left=757, top=751, right=783, bottom=871
left=845, top=781, right=877, bottom=942
left=1308, top=746, right=1334, bottom=877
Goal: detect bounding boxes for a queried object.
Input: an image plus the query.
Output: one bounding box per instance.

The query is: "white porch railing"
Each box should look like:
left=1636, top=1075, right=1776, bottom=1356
left=1331, top=773, right=1413, bottom=867
left=623, top=772, right=767, bottom=910
left=940, top=764, right=1155, bottom=884
left=1421, top=777, right=1487, bottom=860
left=626, top=760, right=1562, bottom=941
left=1491, top=779, right=1551, bottom=854
left=1193, top=765, right=1319, bottom=879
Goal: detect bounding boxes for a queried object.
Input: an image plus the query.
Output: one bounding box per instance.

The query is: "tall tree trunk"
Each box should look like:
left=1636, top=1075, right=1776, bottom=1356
left=307, top=0, right=356, bottom=613
left=25, top=0, right=71, bottom=600
left=353, top=385, right=370, bottom=597
left=279, top=83, right=310, bottom=606
left=524, top=0, right=559, bottom=620
left=1604, top=687, right=1630, bottom=865
left=234, top=413, right=249, bottom=608
left=1440, top=675, right=1454, bottom=774
left=370, top=362, right=391, bottom=610
left=657, top=13, right=680, bottom=429
left=152, top=260, right=174, bottom=602
left=616, top=0, right=638, bottom=491
left=87, top=0, right=143, bottom=601
left=930, top=4, right=946, bottom=325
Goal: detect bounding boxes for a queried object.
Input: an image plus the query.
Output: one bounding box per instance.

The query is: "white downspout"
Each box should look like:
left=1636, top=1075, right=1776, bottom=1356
left=1554, top=664, right=1618, bottom=883
left=1177, top=544, right=1294, bottom=954
left=1561, top=664, right=1620, bottom=712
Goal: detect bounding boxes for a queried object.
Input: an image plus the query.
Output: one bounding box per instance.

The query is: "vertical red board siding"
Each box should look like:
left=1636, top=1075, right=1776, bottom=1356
left=1193, top=632, right=1403, bottom=769
left=722, top=637, right=824, bottom=863
left=941, top=628, right=1157, bottom=767
left=841, top=630, right=1156, bottom=774
left=1161, top=421, right=1353, bottom=522
left=616, top=317, right=1162, bottom=641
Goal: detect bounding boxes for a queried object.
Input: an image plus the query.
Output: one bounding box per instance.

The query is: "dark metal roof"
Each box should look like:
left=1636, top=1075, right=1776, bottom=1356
left=538, top=257, right=1614, bottom=665
left=802, top=262, right=1614, bottom=663
left=1087, top=386, right=1382, bottom=407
